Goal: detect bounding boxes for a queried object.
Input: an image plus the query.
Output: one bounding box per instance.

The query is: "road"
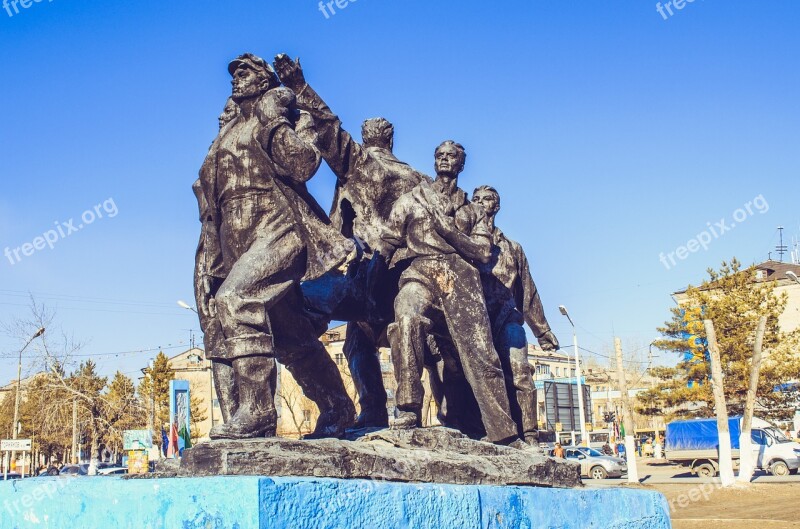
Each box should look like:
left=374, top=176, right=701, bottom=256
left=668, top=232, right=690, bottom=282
left=582, top=457, right=800, bottom=486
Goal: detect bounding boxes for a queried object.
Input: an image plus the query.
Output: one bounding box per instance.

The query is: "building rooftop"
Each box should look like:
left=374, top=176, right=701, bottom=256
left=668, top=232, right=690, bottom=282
left=673, top=259, right=800, bottom=295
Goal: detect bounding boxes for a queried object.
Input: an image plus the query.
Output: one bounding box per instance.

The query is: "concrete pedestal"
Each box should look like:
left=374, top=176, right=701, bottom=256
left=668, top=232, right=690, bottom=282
left=0, top=476, right=671, bottom=528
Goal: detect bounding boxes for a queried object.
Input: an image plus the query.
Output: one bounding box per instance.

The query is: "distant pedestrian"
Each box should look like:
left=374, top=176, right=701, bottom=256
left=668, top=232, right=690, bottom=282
left=617, top=442, right=626, bottom=457
left=553, top=443, right=565, bottom=458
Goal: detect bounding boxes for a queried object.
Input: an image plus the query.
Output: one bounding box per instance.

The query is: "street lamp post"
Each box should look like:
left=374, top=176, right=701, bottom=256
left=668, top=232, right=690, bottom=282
left=558, top=306, right=587, bottom=446
left=10, top=327, right=45, bottom=472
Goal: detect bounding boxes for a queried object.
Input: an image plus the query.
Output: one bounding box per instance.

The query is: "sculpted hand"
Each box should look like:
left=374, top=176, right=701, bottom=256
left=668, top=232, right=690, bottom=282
left=274, top=54, right=306, bottom=91
left=199, top=275, right=215, bottom=318
left=538, top=331, right=560, bottom=351
left=431, top=210, right=457, bottom=238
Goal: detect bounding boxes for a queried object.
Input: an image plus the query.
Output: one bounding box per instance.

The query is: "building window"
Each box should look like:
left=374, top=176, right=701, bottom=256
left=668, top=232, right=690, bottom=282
left=555, top=367, right=560, bottom=377
left=536, top=364, right=550, bottom=376
left=302, top=410, right=311, bottom=424
left=334, top=353, right=345, bottom=366
left=571, top=368, right=576, bottom=377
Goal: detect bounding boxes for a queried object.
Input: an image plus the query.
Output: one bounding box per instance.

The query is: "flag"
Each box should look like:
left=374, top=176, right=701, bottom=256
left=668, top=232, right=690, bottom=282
left=178, top=424, right=192, bottom=454
left=160, top=428, right=169, bottom=457
left=167, top=422, right=179, bottom=458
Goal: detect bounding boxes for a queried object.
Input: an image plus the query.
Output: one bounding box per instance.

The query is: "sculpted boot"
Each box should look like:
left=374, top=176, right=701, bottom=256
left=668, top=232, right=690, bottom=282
left=209, top=355, right=277, bottom=439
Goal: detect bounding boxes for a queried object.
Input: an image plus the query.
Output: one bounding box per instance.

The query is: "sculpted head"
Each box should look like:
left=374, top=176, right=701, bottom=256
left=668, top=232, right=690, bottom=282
left=362, top=118, right=394, bottom=150
left=472, top=185, right=500, bottom=218
left=218, top=98, right=240, bottom=129
left=228, top=53, right=280, bottom=103
left=434, top=140, right=466, bottom=178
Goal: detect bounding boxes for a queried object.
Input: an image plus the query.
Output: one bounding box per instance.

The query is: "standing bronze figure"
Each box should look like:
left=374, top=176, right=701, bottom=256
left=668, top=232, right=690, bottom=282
left=472, top=185, right=559, bottom=445
left=381, top=141, right=521, bottom=445
left=193, top=53, right=356, bottom=440
left=274, top=54, right=428, bottom=428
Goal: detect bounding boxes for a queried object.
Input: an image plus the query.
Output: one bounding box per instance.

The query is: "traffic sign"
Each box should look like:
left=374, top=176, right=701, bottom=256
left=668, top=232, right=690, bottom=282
left=0, top=439, right=31, bottom=451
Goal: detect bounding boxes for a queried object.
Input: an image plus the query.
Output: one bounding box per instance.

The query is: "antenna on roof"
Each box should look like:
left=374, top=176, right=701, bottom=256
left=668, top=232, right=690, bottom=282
left=776, top=226, right=788, bottom=262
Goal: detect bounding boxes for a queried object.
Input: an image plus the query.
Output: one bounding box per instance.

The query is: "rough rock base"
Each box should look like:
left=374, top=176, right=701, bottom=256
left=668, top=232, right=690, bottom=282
left=178, top=427, right=581, bottom=488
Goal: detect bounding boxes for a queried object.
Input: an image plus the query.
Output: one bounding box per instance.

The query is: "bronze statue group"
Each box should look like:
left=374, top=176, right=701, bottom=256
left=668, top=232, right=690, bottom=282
left=192, top=53, right=560, bottom=451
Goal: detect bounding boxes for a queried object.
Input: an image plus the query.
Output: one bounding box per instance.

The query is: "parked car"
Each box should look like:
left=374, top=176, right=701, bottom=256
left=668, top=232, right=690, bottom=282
left=97, top=466, right=127, bottom=476
left=59, top=465, right=85, bottom=476
left=1, top=472, right=22, bottom=480
left=550, top=446, right=628, bottom=479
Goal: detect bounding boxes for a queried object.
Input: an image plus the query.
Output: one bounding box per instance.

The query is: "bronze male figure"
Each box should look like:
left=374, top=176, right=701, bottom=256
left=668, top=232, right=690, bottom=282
left=194, top=53, right=356, bottom=440
left=472, top=185, right=559, bottom=445
left=274, top=54, right=427, bottom=428
left=381, top=141, right=520, bottom=445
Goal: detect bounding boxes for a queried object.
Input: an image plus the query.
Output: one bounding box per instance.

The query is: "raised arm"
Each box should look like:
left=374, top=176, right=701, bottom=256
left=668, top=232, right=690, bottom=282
left=274, top=54, right=363, bottom=180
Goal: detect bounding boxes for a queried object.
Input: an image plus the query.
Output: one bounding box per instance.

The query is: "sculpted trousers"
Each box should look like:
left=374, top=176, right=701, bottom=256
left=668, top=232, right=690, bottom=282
left=495, top=315, right=538, bottom=439
left=208, top=197, right=354, bottom=433
left=389, top=255, right=518, bottom=443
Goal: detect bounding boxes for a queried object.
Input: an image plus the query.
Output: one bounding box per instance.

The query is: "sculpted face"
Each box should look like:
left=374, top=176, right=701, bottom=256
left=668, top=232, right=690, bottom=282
left=231, top=66, right=264, bottom=102
left=434, top=144, right=465, bottom=177
left=472, top=189, right=500, bottom=218
left=219, top=99, right=239, bottom=129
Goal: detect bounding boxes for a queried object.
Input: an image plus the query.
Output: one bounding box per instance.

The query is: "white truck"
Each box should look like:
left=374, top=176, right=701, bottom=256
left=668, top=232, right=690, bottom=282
left=665, top=416, right=800, bottom=477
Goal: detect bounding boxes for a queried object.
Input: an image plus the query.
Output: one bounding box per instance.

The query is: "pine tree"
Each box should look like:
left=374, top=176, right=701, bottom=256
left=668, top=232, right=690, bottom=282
left=137, top=351, right=175, bottom=445
left=103, top=372, right=146, bottom=454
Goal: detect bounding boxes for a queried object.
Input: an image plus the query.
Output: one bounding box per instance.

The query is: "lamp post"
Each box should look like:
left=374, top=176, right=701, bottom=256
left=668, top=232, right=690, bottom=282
left=558, top=306, right=587, bottom=446
left=11, top=327, right=45, bottom=471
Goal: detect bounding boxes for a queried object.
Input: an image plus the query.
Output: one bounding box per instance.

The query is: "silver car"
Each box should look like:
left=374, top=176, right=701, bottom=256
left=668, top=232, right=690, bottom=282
left=556, top=446, right=628, bottom=479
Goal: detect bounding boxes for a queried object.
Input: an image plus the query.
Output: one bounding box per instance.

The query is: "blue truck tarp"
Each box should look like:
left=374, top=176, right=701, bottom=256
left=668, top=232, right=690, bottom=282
left=666, top=416, right=741, bottom=451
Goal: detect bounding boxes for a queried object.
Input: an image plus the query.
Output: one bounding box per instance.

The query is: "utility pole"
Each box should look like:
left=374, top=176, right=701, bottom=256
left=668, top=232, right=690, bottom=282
left=614, top=337, right=639, bottom=483
left=147, top=360, right=155, bottom=435
left=704, top=320, right=735, bottom=486
left=737, top=316, right=767, bottom=483
left=71, top=398, right=78, bottom=464
left=11, top=327, right=45, bottom=471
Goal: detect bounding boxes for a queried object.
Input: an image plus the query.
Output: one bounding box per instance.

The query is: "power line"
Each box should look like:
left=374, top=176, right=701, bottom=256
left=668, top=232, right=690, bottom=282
left=3, top=343, right=193, bottom=360
left=0, top=289, right=179, bottom=309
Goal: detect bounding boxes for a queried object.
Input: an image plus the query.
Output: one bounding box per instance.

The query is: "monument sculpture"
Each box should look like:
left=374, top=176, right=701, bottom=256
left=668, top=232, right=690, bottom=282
left=187, top=51, right=577, bottom=487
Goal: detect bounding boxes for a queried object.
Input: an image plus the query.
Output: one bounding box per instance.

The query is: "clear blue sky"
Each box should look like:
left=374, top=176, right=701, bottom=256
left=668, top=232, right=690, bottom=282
left=1, top=0, right=799, bottom=383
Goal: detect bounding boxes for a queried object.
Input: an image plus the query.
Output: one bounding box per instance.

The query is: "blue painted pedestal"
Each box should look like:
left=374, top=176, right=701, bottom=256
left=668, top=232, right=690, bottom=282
left=0, top=476, right=670, bottom=528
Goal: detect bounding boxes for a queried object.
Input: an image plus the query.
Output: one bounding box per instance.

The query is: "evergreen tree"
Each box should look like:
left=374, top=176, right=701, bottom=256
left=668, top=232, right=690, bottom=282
left=138, top=351, right=175, bottom=444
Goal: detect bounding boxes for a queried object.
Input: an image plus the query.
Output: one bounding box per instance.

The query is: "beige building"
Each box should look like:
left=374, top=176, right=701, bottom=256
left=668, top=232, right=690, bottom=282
left=164, top=347, right=221, bottom=441
left=672, top=260, right=800, bottom=332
